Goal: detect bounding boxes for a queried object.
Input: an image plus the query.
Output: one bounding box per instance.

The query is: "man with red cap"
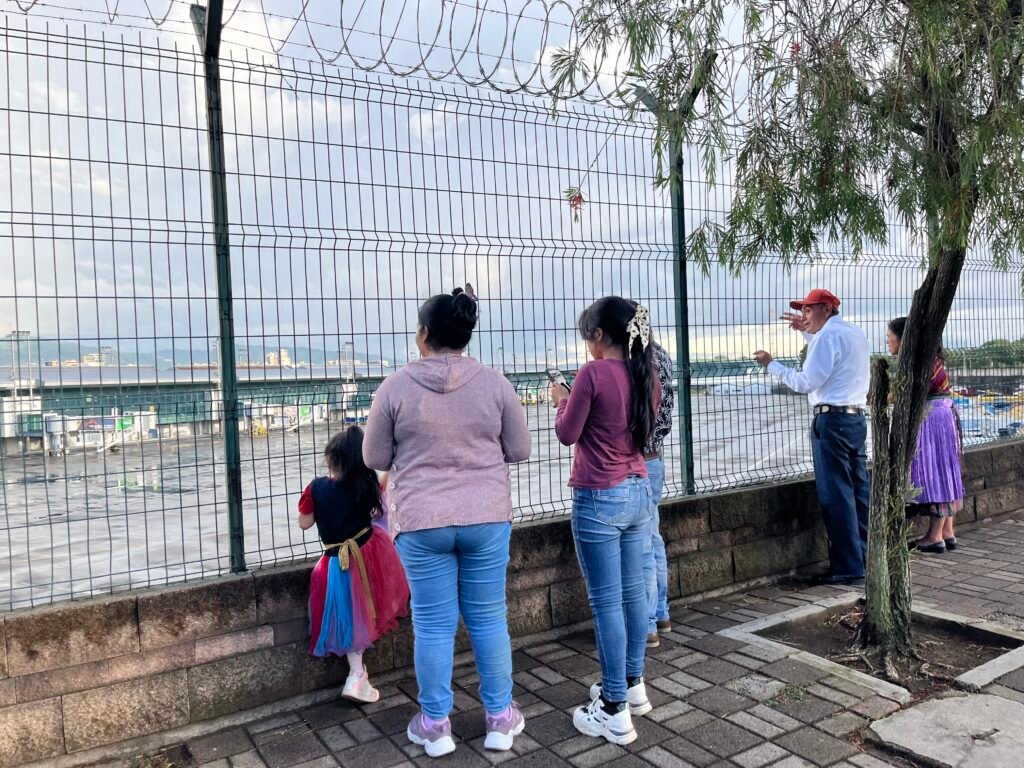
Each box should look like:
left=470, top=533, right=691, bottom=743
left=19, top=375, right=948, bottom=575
left=754, top=289, right=870, bottom=586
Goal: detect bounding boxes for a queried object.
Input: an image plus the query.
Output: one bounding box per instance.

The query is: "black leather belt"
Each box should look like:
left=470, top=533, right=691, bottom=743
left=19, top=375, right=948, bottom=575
left=814, top=404, right=864, bottom=415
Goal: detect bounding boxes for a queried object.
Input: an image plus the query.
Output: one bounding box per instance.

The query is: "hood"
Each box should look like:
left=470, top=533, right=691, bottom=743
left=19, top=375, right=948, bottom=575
left=404, top=354, right=485, bottom=393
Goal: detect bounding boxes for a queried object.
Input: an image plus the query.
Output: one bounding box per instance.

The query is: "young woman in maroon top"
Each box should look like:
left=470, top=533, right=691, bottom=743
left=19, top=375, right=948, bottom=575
left=550, top=296, right=660, bottom=746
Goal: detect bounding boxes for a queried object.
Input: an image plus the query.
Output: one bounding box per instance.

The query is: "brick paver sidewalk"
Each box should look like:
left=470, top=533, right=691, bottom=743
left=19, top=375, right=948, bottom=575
left=163, top=512, right=1024, bottom=768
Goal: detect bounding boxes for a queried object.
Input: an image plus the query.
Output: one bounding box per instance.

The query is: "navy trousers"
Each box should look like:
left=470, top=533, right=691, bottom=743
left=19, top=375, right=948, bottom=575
left=810, top=412, right=870, bottom=578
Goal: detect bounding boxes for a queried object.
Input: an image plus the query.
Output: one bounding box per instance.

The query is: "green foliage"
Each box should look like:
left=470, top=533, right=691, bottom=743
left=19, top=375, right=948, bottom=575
left=550, top=0, right=1024, bottom=276
left=945, top=337, right=1024, bottom=368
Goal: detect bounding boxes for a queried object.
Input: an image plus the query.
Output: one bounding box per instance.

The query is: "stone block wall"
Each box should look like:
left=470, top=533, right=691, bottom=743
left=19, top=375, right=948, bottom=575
left=1, top=440, right=1022, bottom=766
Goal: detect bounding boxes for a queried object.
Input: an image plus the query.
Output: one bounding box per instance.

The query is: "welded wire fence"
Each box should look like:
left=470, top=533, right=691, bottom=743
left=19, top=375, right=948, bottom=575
left=1, top=22, right=1022, bottom=610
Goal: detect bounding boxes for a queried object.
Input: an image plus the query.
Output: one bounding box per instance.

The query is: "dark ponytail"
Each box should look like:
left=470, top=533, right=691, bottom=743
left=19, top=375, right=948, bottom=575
left=324, top=426, right=382, bottom=517
left=578, top=296, right=655, bottom=451
left=417, top=284, right=479, bottom=351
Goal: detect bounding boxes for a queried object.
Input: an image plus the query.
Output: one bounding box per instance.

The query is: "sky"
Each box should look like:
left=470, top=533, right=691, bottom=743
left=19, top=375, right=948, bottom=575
left=0, top=0, right=1022, bottom=377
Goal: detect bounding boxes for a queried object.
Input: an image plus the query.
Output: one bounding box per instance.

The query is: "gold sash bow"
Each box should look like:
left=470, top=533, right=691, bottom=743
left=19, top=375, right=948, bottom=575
left=323, top=527, right=376, bottom=622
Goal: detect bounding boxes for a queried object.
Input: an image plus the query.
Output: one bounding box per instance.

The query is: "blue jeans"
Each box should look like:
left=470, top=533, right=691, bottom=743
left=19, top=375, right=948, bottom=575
left=642, top=457, right=669, bottom=632
left=571, top=476, right=652, bottom=703
left=395, top=523, right=513, bottom=719
left=811, top=413, right=870, bottom=579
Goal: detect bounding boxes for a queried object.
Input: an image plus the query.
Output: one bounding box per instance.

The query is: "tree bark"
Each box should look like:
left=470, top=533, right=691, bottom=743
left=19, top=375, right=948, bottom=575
left=860, top=241, right=970, bottom=663
left=860, top=358, right=894, bottom=650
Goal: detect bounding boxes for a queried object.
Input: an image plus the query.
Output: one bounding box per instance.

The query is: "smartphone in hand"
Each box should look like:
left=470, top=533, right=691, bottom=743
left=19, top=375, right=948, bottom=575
left=546, top=367, right=571, bottom=392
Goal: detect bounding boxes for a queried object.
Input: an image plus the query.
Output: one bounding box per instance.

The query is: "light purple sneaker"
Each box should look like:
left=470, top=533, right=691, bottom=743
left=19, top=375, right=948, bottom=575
left=407, top=713, right=456, bottom=758
left=484, top=702, right=525, bottom=751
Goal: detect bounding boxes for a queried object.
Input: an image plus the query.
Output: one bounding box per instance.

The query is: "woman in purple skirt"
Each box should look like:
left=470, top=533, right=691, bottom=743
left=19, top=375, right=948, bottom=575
left=886, top=317, right=964, bottom=553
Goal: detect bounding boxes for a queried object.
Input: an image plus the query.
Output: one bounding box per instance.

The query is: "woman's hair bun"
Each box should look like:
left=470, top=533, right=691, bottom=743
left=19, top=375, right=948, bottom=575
left=417, top=284, right=478, bottom=350
left=450, top=288, right=478, bottom=328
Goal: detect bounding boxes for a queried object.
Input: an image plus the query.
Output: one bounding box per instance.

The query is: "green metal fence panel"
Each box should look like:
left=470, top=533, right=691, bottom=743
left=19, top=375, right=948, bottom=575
left=0, top=20, right=1021, bottom=610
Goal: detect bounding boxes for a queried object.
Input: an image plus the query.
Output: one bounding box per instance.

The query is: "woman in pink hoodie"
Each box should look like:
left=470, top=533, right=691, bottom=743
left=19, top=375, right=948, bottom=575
left=363, top=286, right=531, bottom=758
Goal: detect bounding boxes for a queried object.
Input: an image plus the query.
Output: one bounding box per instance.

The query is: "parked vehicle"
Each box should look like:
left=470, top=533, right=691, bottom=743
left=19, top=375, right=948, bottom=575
left=997, top=421, right=1024, bottom=438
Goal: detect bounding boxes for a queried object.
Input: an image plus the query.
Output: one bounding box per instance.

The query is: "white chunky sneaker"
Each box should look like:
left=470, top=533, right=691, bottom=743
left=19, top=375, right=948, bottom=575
left=572, top=698, right=636, bottom=745
left=588, top=678, right=653, bottom=716
left=341, top=672, right=379, bottom=703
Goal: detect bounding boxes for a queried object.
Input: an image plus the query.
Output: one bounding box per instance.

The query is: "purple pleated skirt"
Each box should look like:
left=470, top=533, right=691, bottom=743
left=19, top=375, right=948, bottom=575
left=907, top=398, right=964, bottom=517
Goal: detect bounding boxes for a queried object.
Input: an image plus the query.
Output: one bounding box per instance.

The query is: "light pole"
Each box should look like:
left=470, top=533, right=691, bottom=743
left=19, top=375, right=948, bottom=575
left=6, top=333, right=17, bottom=382
left=6, top=330, right=33, bottom=396
left=342, top=340, right=355, bottom=382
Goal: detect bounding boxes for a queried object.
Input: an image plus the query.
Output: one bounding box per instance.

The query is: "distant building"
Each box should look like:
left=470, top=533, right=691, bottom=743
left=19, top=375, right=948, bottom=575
left=81, top=346, right=116, bottom=367
left=279, top=348, right=292, bottom=367
left=266, top=352, right=279, bottom=367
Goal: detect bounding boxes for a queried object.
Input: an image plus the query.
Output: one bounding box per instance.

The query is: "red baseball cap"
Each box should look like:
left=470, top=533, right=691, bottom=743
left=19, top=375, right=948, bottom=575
left=790, top=288, right=841, bottom=311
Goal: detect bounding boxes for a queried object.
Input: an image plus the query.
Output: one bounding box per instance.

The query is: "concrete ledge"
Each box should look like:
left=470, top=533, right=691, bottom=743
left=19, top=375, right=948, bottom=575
left=62, top=671, right=189, bottom=752
left=4, top=596, right=138, bottom=676
left=188, top=644, right=307, bottom=722
left=0, top=698, right=64, bottom=767
left=138, top=574, right=257, bottom=650
left=0, top=438, right=1017, bottom=766
left=958, top=646, right=1024, bottom=692
left=0, top=617, right=7, bottom=678
left=253, top=567, right=311, bottom=624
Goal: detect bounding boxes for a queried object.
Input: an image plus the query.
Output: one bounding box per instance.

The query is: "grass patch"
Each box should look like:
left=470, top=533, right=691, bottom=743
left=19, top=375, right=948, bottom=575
left=127, top=750, right=188, bottom=768
left=765, top=684, right=808, bottom=708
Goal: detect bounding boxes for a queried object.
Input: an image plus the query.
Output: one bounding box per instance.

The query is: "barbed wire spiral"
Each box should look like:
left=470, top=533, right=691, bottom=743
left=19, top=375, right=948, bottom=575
left=4, top=0, right=749, bottom=115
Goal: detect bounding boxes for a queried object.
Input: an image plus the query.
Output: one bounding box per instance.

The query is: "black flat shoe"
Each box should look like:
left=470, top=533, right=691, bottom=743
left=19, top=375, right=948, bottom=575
left=944, top=537, right=957, bottom=551
left=807, top=573, right=865, bottom=587
left=916, top=541, right=947, bottom=554
left=907, top=539, right=918, bottom=551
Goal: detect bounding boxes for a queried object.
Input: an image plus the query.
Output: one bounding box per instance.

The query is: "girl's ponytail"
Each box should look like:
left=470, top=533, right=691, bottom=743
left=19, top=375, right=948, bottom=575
left=625, top=306, right=655, bottom=451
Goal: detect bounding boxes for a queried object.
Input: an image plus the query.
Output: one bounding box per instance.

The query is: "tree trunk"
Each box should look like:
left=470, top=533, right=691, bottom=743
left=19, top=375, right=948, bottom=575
left=859, top=242, right=969, bottom=667
left=860, top=358, right=895, bottom=650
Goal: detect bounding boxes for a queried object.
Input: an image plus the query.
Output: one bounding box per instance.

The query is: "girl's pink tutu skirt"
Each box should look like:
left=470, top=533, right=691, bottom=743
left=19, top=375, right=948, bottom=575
left=308, top=523, right=409, bottom=656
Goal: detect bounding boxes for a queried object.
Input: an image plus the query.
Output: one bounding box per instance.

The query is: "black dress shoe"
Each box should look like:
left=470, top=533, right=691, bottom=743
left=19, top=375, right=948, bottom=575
left=944, top=537, right=957, bottom=551
left=807, top=573, right=865, bottom=587
left=915, top=541, right=947, bottom=554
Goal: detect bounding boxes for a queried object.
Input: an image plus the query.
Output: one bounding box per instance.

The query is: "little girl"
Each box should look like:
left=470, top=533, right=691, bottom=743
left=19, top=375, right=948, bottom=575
left=298, top=426, right=409, bottom=703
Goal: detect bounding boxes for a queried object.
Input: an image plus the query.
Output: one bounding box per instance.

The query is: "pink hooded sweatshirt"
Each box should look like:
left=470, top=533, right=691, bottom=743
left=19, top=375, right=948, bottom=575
left=362, top=354, right=531, bottom=535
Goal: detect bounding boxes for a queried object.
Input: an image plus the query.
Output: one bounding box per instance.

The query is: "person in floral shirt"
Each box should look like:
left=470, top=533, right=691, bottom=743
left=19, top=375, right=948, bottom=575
left=642, top=342, right=675, bottom=647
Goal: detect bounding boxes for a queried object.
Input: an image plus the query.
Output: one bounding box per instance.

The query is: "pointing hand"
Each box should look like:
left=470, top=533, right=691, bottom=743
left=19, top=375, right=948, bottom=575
left=780, top=312, right=806, bottom=332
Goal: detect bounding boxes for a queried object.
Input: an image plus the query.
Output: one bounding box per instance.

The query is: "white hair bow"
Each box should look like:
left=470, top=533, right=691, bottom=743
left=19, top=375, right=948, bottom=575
left=627, top=304, right=651, bottom=353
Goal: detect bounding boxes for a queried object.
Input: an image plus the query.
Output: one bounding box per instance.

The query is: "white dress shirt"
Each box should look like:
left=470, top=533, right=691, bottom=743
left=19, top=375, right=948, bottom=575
left=767, top=315, right=870, bottom=407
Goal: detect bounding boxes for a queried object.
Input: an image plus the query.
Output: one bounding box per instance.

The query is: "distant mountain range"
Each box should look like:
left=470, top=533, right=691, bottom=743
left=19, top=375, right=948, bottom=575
left=0, top=340, right=363, bottom=369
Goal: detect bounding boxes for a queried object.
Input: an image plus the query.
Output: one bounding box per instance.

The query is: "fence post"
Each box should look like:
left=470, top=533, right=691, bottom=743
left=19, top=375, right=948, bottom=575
left=669, top=139, right=696, bottom=495
left=191, top=2, right=245, bottom=572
